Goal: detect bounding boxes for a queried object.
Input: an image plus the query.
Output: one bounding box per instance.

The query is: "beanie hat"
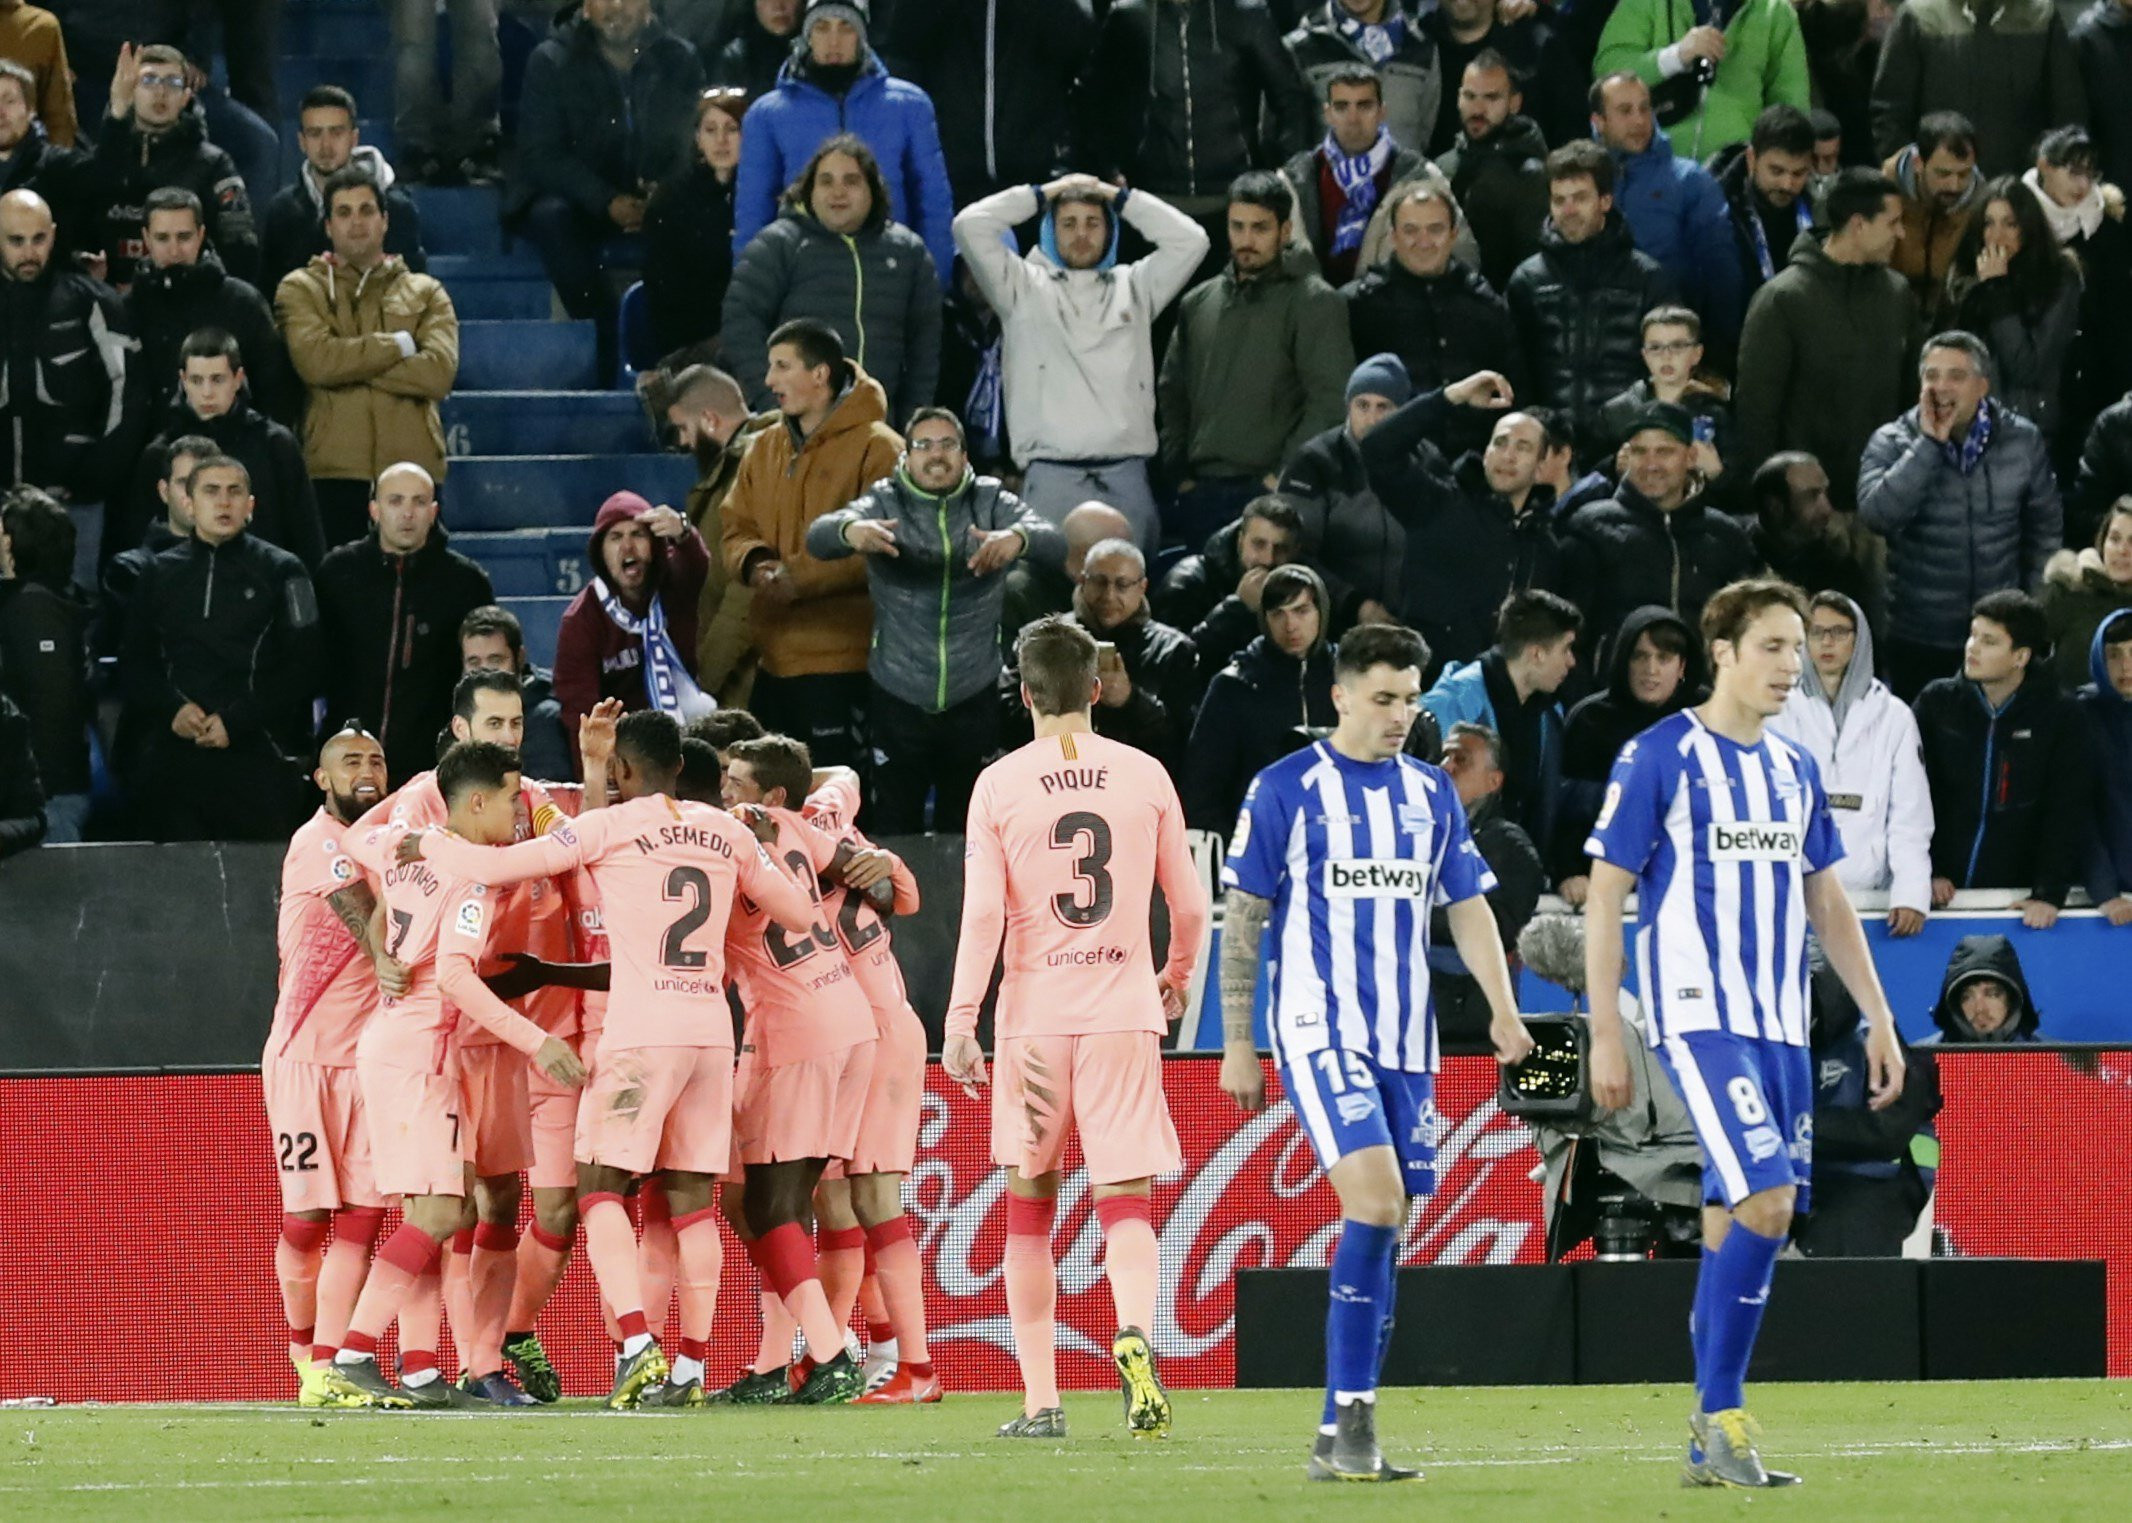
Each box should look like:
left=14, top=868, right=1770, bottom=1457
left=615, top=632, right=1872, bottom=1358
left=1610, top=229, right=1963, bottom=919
left=1626, top=400, right=1695, bottom=446
left=803, top=0, right=869, bottom=36
left=1346, top=352, right=1413, bottom=407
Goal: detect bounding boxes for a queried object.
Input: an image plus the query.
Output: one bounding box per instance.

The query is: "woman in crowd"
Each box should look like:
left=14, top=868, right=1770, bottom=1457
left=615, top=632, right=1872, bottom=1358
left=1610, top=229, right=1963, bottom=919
left=1944, top=177, right=2084, bottom=444
left=643, top=87, right=746, bottom=362
left=2022, top=127, right=2132, bottom=468
left=2042, top=496, right=2132, bottom=688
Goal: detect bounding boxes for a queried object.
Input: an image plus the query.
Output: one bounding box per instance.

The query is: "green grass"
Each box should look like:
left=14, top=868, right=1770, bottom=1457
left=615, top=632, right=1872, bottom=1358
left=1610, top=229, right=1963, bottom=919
left=4, top=1383, right=2129, bottom=1521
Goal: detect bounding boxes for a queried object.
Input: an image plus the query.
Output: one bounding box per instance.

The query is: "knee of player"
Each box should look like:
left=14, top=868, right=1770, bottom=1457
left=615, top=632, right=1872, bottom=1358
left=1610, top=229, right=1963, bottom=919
left=475, top=1172, right=523, bottom=1222
left=405, top=1193, right=468, bottom=1240
left=1735, top=1185, right=1796, bottom=1240
left=531, top=1189, right=579, bottom=1236
left=849, top=1173, right=904, bottom=1227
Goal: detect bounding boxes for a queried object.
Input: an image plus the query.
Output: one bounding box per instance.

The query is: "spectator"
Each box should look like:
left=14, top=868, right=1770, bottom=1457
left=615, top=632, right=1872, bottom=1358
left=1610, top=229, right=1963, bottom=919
left=1771, top=591, right=1934, bottom=933
left=1156, top=493, right=1306, bottom=678
left=644, top=88, right=743, bottom=361
left=0, top=1, right=75, bottom=147
left=1858, top=332, right=2062, bottom=698
left=2042, top=497, right=2132, bottom=687
left=1003, top=536, right=1200, bottom=768
left=510, top=0, right=704, bottom=373
left=999, top=500, right=1132, bottom=643
left=1282, top=63, right=1439, bottom=289
left=123, top=186, right=289, bottom=423
left=0, top=487, right=88, bottom=838
left=314, top=463, right=495, bottom=786
left=1435, top=51, right=1551, bottom=291
left=98, top=431, right=208, bottom=673
left=1359, top=370, right=1569, bottom=667
left=1748, top=451, right=1885, bottom=630
left=1280, top=2, right=1443, bottom=160
left=1798, top=4, right=1883, bottom=169
left=665, top=362, right=775, bottom=706
left=1588, top=71, right=1743, bottom=353
left=1429, top=719, right=1544, bottom=1045
left=1943, top=177, right=2083, bottom=445
left=1278, top=353, right=1407, bottom=621
left=1159, top=170, right=1355, bottom=549
left=1883, top=110, right=1982, bottom=324
left=883, top=0, right=1096, bottom=205
left=277, top=166, right=458, bottom=552
left=1180, top=561, right=1335, bottom=831
left=1710, top=103, right=1817, bottom=302
left=2077, top=607, right=2132, bottom=922
left=0, top=59, right=88, bottom=247
left=2024, top=126, right=2132, bottom=455
left=722, top=318, right=900, bottom=767
left=1419, top=0, right=1585, bottom=153
left=937, top=260, right=1008, bottom=475
left=807, top=406, right=1062, bottom=832
left=953, top=174, right=1208, bottom=555
left=733, top=0, right=953, bottom=286
left=1735, top=166, right=1920, bottom=514
left=557, top=489, right=713, bottom=735
left=124, top=328, right=320, bottom=574
left=258, top=85, right=427, bottom=298
left=119, top=453, right=319, bottom=840
left=1921, top=934, right=2043, bottom=1041
left=459, top=604, right=574, bottom=785
left=2072, top=392, right=2132, bottom=545
left=1872, top=0, right=2085, bottom=176
left=387, top=0, right=501, bottom=186
left=1552, top=605, right=1703, bottom=901
left=1597, top=0, right=1809, bottom=163
left=1340, top=180, right=1521, bottom=458
left=1560, top=402, right=1758, bottom=663
left=1915, top=590, right=2092, bottom=921
left=1810, top=104, right=1846, bottom=174
left=1595, top=306, right=1736, bottom=485
left=722, top=133, right=940, bottom=431
left=2074, top=0, right=2132, bottom=191
left=1419, top=586, right=1577, bottom=842
left=714, top=0, right=803, bottom=101
left=1505, top=141, right=1674, bottom=459
left=0, top=688, right=40, bottom=854
left=85, top=44, right=256, bottom=287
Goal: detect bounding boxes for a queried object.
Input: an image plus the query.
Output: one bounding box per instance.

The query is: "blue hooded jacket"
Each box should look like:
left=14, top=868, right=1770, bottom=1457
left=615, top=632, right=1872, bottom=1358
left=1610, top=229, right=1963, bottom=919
left=1607, top=124, right=1744, bottom=351
left=2077, top=608, right=2132, bottom=901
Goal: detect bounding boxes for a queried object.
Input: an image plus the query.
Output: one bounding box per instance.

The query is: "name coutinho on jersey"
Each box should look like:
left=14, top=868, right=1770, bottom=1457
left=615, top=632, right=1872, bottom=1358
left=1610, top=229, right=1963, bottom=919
left=1322, top=859, right=1432, bottom=898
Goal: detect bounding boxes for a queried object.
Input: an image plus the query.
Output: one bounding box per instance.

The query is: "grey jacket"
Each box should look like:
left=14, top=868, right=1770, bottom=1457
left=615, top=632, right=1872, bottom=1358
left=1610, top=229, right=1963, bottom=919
left=807, top=466, right=1065, bottom=711
left=1857, top=401, right=2064, bottom=647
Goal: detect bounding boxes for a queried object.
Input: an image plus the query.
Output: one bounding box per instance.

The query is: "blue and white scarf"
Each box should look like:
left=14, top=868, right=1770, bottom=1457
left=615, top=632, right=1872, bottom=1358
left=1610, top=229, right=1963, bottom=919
left=593, top=576, right=715, bottom=719
left=1938, top=399, right=1995, bottom=476
left=1325, top=125, right=1395, bottom=256
left=1332, top=2, right=1405, bottom=65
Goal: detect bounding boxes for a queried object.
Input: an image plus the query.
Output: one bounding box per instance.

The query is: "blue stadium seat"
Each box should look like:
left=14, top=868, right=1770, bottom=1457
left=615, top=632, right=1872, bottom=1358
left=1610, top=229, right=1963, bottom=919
left=453, top=528, right=593, bottom=598
left=437, top=272, right=553, bottom=321
left=618, top=281, right=654, bottom=386
left=501, top=596, right=572, bottom=670
left=410, top=186, right=504, bottom=257
left=457, top=321, right=599, bottom=391
left=282, top=7, right=390, bottom=58
left=443, top=391, right=656, bottom=457
left=445, top=454, right=697, bottom=531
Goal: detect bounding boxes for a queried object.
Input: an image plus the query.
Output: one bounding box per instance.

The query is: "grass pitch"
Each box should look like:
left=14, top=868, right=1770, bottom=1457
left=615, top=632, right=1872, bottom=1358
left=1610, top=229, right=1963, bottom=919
left=3, top=1382, right=2127, bottom=1522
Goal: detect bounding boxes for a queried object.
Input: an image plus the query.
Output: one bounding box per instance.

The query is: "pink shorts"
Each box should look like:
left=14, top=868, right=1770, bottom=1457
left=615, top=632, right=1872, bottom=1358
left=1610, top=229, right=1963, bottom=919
left=573, top=1044, right=734, bottom=1177
left=458, top=1043, right=535, bottom=1178
left=526, top=1040, right=584, bottom=1192
left=262, top=1057, right=385, bottom=1212
left=357, top=1059, right=471, bottom=1200
left=823, top=1007, right=926, bottom=1179
left=734, top=1039, right=876, bottom=1166
left=991, top=1030, right=1179, bottom=1186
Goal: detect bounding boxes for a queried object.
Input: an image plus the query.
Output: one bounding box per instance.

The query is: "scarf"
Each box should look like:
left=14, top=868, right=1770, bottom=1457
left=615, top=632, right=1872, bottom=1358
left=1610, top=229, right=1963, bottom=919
left=593, top=576, right=714, bottom=720
left=2021, top=167, right=2105, bottom=244
left=1745, top=192, right=1813, bottom=280
left=1938, top=399, right=1994, bottom=476
left=1332, top=2, right=1405, bottom=65
left=1325, top=126, right=1395, bottom=257
left=964, top=334, right=1004, bottom=457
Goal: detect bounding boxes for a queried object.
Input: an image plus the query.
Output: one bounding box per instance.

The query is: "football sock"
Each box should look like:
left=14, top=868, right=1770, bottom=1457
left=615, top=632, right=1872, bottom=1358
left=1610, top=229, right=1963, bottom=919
left=507, top=1221, right=575, bottom=1335
left=1095, top=1194, right=1159, bottom=1336
left=752, top=1222, right=845, bottom=1363
left=275, top=1214, right=328, bottom=1357
left=866, top=1214, right=930, bottom=1364
left=674, top=1207, right=725, bottom=1363
left=1003, top=1193, right=1059, bottom=1415
left=1323, top=1220, right=1397, bottom=1430
left=399, top=1265, right=443, bottom=1369
left=639, top=1184, right=677, bottom=1339
left=673, top=1337, right=708, bottom=1389
left=1700, top=1222, right=1781, bottom=1414
left=313, top=1205, right=385, bottom=1362
left=754, top=1290, right=797, bottom=1373
left=817, top=1224, right=867, bottom=1328
left=441, top=1231, right=475, bottom=1371
left=467, top=1222, right=518, bottom=1377
left=581, top=1192, right=650, bottom=1349
left=1691, top=1244, right=1719, bottom=1409
left=340, top=1223, right=442, bottom=1350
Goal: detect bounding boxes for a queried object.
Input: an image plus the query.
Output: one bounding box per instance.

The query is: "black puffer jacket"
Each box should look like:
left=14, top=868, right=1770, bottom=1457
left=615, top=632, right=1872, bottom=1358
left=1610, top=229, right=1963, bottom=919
left=0, top=266, right=131, bottom=506
left=1436, top=113, right=1550, bottom=293
left=0, top=578, right=93, bottom=795
left=643, top=161, right=736, bottom=359
left=1, top=124, right=93, bottom=259
left=84, top=101, right=258, bottom=287
left=122, top=255, right=292, bottom=423
left=1153, top=518, right=1247, bottom=641
left=1001, top=608, right=1201, bottom=770
left=1559, top=482, right=1760, bottom=667
left=2071, top=393, right=2132, bottom=547
left=0, top=692, right=43, bottom=857
left=1278, top=421, right=1400, bottom=609
left=1183, top=630, right=1338, bottom=831
left=1505, top=212, right=1675, bottom=454
left=1341, top=255, right=1522, bottom=457
left=127, top=397, right=324, bottom=571
left=314, top=527, right=497, bottom=786
left=507, top=12, right=706, bottom=220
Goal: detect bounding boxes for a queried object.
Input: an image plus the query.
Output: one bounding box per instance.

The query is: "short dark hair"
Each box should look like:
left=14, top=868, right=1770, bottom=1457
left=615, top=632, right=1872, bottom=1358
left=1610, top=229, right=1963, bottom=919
left=300, top=84, right=358, bottom=121
left=160, top=432, right=218, bottom=485
left=2036, top=125, right=2099, bottom=174
left=727, top=733, right=812, bottom=805
left=0, top=487, right=75, bottom=589
left=1496, top=589, right=1582, bottom=655
left=320, top=164, right=384, bottom=216
left=1227, top=169, right=1293, bottom=225
left=179, top=327, right=243, bottom=369
left=687, top=709, right=766, bottom=750
left=1822, top=168, right=1899, bottom=236
left=904, top=405, right=965, bottom=444
left=1260, top=562, right=1327, bottom=621
left=1749, top=104, right=1816, bottom=159
left=1807, top=590, right=1860, bottom=630
left=1633, top=616, right=1693, bottom=662
left=787, top=131, right=891, bottom=235
left=1972, top=589, right=2050, bottom=658
left=1701, top=578, right=1808, bottom=654
left=1809, top=108, right=1841, bottom=143
left=452, top=668, right=521, bottom=722
left=458, top=604, right=525, bottom=657
left=1321, top=62, right=1382, bottom=105
left=1334, top=622, right=1430, bottom=681
left=678, top=737, right=723, bottom=802
left=437, top=739, right=520, bottom=805
left=2102, top=609, right=2132, bottom=648
left=186, top=453, right=250, bottom=494
left=1239, top=494, right=1303, bottom=541
left=1588, top=69, right=1645, bottom=116
left=615, top=709, right=685, bottom=777
left=1524, top=406, right=1574, bottom=458
left=1016, top=615, right=1100, bottom=717
left=1546, top=140, right=1615, bottom=197
left=668, top=363, right=746, bottom=417
left=143, top=186, right=203, bottom=228
left=1641, top=304, right=1701, bottom=341
left=1916, top=111, right=1978, bottom=161
left=765, top=317, right=848, bottom=385
left=1467, top=47, right=1516, bottom=83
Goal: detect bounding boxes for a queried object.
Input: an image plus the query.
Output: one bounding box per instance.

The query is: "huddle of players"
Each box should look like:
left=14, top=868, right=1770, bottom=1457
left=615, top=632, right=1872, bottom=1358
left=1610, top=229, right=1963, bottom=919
left=261, top=665, right=942, bottom=1410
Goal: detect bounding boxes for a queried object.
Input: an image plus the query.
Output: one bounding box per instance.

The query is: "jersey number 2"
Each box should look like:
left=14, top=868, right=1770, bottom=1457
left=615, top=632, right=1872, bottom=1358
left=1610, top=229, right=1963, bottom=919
left=1050, top=811, right=1115, bottom=928
left=660, top=866, right=713, bottom=969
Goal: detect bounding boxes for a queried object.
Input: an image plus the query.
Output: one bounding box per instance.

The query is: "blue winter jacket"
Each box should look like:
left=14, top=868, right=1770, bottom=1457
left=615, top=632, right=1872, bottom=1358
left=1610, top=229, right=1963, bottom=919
left=1420, top=650, right=1566, bottom=851
left=733, top=51, right=956, bottom=289
left=1607, top=125, right=1745, bottom=351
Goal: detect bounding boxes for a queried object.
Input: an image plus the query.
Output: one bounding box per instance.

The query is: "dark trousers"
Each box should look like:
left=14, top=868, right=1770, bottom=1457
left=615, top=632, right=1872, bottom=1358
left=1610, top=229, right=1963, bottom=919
left=1885, top=638, right=1964, bottom=704
left=748, top=670, right=870, bottom=772
left=1794, top=1172, right=1928, bottom=1258
left=1164, top=474, right=1264, bottom=551
left=138, top=734, right=307, bottom=842
left=517, top=195, right=618, bottom=370
left=868, top=680, right=1001, bottom=835
left=314, top=479, right=374, bottom=553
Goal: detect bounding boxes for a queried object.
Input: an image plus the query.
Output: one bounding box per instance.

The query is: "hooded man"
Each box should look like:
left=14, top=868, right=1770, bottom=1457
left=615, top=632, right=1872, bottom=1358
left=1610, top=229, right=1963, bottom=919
left=2075, top=607, right=2132, bottom=922
left=1921, top=935, right=2043, bottom=1043
left=553, top=489, right=713, bottom=736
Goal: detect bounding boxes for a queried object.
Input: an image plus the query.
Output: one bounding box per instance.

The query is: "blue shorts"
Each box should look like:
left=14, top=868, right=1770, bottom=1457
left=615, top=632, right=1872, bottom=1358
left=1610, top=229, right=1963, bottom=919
left=1278, top=1048, right=1438, bottom=1197
left=1655, top=1031, right=1813, bottom=1212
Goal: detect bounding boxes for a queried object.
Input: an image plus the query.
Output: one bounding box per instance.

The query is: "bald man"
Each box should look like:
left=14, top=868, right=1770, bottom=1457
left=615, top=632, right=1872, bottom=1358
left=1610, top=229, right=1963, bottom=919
left=313, top=462, right=497, bottom=782
left=999, top=500, right=1134, bottom=645
left=0, top=187, right=132, bottom=581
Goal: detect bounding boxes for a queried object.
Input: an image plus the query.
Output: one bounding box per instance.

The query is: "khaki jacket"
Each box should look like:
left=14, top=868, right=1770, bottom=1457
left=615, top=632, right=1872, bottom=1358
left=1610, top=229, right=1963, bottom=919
left=277, top=254, right=458, bottom=482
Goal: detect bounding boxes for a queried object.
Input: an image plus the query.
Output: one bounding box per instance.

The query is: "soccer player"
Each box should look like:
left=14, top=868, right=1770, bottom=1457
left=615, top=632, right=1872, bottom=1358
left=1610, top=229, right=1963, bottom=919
left=1583, top=579, right=1905, bottom=1488
left=1216, top=622, right=1537, bottom=1482
left=401, top=711, right=822, bottom=1409
left=944, top=616, right=1210, bottom=1440
left=265, top=724, right=398, bottom=1405
left=311, top=741, right=587, bottom=1409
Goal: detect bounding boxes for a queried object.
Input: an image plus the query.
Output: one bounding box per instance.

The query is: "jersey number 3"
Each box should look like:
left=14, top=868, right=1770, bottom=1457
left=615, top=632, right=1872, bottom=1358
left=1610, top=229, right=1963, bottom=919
left=1050, top=811, right=1114, bottom=928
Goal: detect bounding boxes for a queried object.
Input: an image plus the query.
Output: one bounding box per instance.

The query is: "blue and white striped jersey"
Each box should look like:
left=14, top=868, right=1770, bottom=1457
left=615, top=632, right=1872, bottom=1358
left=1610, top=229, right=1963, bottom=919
left=1222, top=742, right=1495, bottom=1074
left=1584, top=710, right=1844, bottom=1050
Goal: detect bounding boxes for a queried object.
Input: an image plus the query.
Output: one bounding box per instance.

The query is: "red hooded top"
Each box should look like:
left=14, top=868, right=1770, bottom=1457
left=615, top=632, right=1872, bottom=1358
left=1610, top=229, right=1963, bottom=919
left=553, top=490, right=711, bottom=733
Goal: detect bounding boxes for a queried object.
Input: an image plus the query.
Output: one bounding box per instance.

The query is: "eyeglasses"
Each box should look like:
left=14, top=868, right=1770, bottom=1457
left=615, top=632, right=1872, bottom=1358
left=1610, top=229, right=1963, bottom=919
left=1081, top=575, right=1144, bottom=594
left=1807, top=626, right=1856, bottom=644
left=138, top=72, right=189, bottom=92
left=1642, top=340, right=1698, bottom=356
left=907, top=437, right=962, bottom=454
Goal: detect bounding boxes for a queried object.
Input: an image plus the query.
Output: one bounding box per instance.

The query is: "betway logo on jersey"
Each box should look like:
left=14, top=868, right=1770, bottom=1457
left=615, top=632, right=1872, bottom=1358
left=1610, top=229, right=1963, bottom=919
left=1323, top=858, right=1429, bottom=897
left=1707, top=820, right=1804, bottom=862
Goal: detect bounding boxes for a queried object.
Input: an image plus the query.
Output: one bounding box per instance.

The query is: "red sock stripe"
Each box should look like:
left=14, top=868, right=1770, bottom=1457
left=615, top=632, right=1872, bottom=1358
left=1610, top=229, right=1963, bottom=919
left=342, top=1331, right=378, bottom=1357
left=580, top=1191, right=626, bottom=1212
left=399, top=1350, right=438, bottom=1375
left=311, top=1343, right=337, bottom=1364
left=679, top=1337, right=708, bottom=1361
left=906, top=1361, right=934, bottom=1378
left=334, top=1206, right=387, bottom=1247
left=289, top=1324, right=314, bottom=1346
left=531, top=1222, right=573, bottom=1253
left=450, top=1228, right=475, bottom=1255
left=1095, top=1194, right=1153, bottom=1231
left=673, top=1206, right=721, bottom=1233
left=755, top=1222, right=816, bottom=1299
left=640, top=1183, right=671, bottom=1225
left=472, top=1221, right=519, bottom=1253
left=281, top=1214, right=329, bottom=1252
left=819, top=1224, right=866, bottom=1253
left=1006, top=1193, right=1056, bottom=1238
left=617, top=1310, right=649, bottom=1340
left=864, top=1214, right=913, bottom=1252
left=376, top=1224, right=442, bottom=1277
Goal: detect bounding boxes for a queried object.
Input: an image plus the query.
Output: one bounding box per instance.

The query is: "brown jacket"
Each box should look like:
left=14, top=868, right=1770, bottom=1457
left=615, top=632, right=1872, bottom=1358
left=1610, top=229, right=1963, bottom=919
left=688, top=409, right=778, bottom=703
left=721, top=371, right=900, bottom=678
left=276, top=254, right=458, bottom=483
left=0, top=8, right=77, bottom=147
left=1882, top=147, right=1980, bottom=326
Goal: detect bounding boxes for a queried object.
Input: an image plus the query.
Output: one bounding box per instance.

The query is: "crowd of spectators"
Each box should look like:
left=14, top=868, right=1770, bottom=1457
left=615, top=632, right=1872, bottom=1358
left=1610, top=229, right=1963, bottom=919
left=0, top=0, right=2125, bottom=958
